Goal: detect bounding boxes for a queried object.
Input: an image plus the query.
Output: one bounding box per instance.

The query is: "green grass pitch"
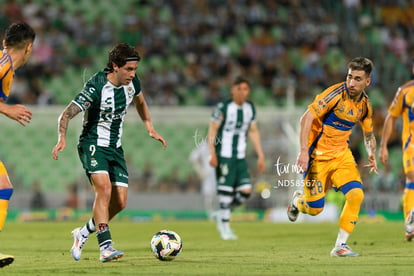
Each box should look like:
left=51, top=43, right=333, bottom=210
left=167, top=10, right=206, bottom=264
left=1, top=220, right=414, bottom=275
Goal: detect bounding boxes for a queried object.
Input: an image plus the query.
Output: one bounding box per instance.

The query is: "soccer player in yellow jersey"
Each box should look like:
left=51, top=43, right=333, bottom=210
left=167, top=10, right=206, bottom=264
left=287, top=57, right=377, bottom=257
left=0, top=22, right=35, bottom=268
left=379, top=62, right=414, bottom=241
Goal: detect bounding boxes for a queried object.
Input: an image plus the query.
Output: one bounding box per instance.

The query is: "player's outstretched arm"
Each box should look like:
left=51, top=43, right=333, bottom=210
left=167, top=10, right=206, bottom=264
left=207, top=121, right=220, bottom=167
left=296, top=109, right=314, bottom=173
left=133, top=93, right=166, bottom=149
left=379, top=114, right=397, bottom=165
left=0, top=101, right=32, bottom=126
left=248, top=123, right=265, bottom=173
left=52, top=102, right=82, bottom=160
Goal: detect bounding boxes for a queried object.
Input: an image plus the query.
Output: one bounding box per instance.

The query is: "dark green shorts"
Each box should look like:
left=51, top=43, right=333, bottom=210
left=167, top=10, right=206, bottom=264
left=77, top=143, right=128, bottom=187
left=216, top=157, right=251, bottom=193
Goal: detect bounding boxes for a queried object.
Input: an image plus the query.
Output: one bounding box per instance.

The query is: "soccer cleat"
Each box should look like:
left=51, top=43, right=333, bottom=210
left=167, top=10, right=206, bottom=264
left=220, top=228, right=238, bottom=240
left=405, top=230, right=414, bottom=242
left=212, top=211, right=237, bottom=240
left=287, top=190, right=303, bottom=222
left=330, top=244, right=358, bottom=257
left=0, top=253, right=14, bottom=268
left=71, top=227, right=89, bottom=261
left=99, top=246, right=124, bottom=263
left=405, top=210, right=414, bottom=241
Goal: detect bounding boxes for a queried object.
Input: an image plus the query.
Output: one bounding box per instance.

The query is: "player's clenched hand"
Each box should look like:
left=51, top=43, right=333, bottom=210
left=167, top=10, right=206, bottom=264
left=295, top=151, right=309, bottom=174
left=364, top=155, right=378, bottom=175
left=2, top=104, right=32, bottom=126
left=149, top=130, right=167, bottom=149
left=209, top=153, right=218, bottom=167
left=52, top=139, right=66, bottom=160
left=378, top=146, right=388, bottom=165
left=257, top=156, right=265, bottom=174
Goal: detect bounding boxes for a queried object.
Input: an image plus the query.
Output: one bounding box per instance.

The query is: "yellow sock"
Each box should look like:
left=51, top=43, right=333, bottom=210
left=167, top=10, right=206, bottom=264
left=0, top=188, right=13, bottom=231
left=339, top=188, right=364, bottom=233
left=403, top=188, right=414, bottom=220
left=0, top=199, right=9, bottom=231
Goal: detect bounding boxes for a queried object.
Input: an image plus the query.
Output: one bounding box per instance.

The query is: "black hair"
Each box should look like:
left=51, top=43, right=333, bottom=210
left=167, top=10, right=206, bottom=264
left=4, top=22, right=35, bottom=49
left=232, top=76, right=250, bottom=87
left=106, top=43, right=141, bottom=72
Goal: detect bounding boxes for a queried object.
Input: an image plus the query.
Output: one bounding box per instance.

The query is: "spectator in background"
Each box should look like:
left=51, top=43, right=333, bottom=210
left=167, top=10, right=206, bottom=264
left=30, top=181, right=46, bottom=209
left=189, top=140, right=217, bottom=219
left=140, top=161, right=155, bottom=191
left=64, top=183, right=78, bottom=209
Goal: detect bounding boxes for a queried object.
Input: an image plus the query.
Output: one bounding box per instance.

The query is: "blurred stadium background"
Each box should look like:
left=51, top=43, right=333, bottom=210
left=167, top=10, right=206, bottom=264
left=0, top=0, right=411, bottom=218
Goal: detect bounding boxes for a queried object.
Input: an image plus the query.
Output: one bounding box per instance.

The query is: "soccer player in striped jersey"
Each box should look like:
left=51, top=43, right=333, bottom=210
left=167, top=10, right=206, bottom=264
left=379, top=61, right=414, bottom=241
left=288, top=57, right=377, bottom=257
left=208, top=76, right=265, bottom=240
left=0, top=22, right=35, bottom=268
left=52, top=43, right=166, bottom=262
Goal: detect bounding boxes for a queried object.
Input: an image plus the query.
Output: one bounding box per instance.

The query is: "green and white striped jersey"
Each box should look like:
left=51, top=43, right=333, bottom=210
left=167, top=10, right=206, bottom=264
left=72, top=69, right=141, bottom=148
left=211, top=99, right=256, bottom=159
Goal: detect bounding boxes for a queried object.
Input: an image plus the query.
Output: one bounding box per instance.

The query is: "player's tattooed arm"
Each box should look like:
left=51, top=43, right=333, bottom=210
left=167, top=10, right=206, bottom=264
left=363, top=131, right=378, bottom=174
left=364, top=131, right=376, bottom=157
left=58, top=102, right=81, bottom=137
left=53, top=102, right=82, bottom=160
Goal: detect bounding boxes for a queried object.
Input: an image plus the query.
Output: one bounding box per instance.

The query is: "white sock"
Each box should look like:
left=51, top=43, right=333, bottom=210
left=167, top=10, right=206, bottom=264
left=218, top=195, right=233, bottom=231
left=80, top=226, right=90, bottom=237
left=221, top=208, right=231, bottom=231
left=335, top=228, right=350, bottom=247
left=80, top=218, right=95, bottom=236
left=87, top=218, right=96, bottom=232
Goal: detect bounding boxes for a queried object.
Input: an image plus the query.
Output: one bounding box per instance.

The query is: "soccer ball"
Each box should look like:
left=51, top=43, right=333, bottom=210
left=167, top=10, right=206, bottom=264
left=150, top=230, right=182, bottom=261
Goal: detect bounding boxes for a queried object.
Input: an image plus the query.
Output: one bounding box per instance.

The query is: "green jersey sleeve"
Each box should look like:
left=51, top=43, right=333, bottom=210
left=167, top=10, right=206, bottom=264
left=72, top=82, right=100, bottom=111
left=72, top=71, right=106, bottom=111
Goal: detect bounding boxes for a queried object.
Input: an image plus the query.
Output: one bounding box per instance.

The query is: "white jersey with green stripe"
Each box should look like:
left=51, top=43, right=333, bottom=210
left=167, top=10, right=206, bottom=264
left=72, top=69, right=141, bottom=148
left=211, top=99, right=256, bottom=159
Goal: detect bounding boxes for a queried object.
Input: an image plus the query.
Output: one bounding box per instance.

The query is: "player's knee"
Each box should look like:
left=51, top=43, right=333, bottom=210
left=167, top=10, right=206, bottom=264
left=238, top=187, right=251, bottom=195
left=345, top=188, right=364, bottom=204
left=341, top=181, right=364, bottom=204
left=218, top=194, right=233, bottom=209
left=237, top=190, right=251, bottom=200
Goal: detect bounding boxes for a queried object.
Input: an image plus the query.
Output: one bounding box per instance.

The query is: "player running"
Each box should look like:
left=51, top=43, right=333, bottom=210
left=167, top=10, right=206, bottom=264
left=379, top=61, right=414, bottom=241
left=288, top=57, right=377, bottom=257
left=0, top=22, right=35, bottom=268
left=52, top=43, right=166, bottom=262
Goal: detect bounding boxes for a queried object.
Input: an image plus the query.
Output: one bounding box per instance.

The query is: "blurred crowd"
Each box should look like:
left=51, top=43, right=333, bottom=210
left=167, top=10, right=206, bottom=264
left=0, top=0, right=413, bottom=107
left=1, top=0, right=413, bottom=194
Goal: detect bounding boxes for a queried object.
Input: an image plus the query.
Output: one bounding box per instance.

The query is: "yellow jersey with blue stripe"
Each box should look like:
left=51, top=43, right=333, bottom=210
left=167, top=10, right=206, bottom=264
left=388, top=80, right=414, bottom=150
left=0, top=50, right=14, bottom=102
left=308, top=82, right=373, bottom=161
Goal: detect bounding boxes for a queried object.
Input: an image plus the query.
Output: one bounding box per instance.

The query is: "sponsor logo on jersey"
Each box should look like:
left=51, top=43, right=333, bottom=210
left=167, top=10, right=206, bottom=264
left=91, top=158, right=98, bottom=167
left=318, top=99, right=326, bottom=108
left=127, top=86, right=135, bottom=97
